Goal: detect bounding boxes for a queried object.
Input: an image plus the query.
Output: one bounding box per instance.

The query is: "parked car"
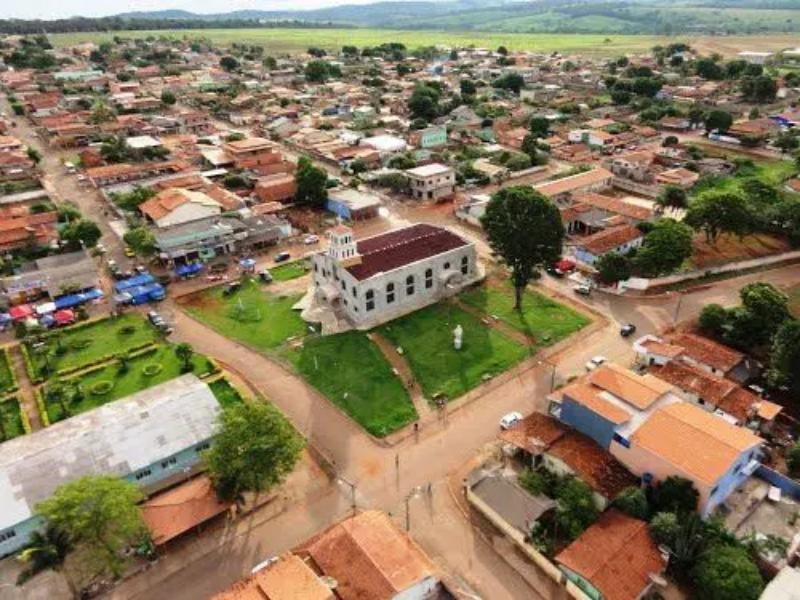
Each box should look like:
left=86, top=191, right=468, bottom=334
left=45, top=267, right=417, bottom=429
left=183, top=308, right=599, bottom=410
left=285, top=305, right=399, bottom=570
left=499, top=411, right=523, bottom=430
left=620, top=323, right=637, bottom=337
left=303, top=235, right=320, bottom=245
left=222, top=281, right=241, bottom=296
left=573, top=284, right=592, bottom=296
left=259, top=269, right=273, bottom=283
left=585, top=355, right=607, bottom=371
left=274, top=252, right=291, bottom=263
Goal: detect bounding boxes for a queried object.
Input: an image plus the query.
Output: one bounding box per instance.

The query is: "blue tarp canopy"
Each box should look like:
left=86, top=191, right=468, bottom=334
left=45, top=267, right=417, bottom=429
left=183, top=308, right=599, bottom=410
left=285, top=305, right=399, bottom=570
left=39, top=314, right=55, bottom=328
left=0, top=313, right=11, bottom=324
left=128, top=283, right=165, bottom=305
left=239, top=258, right=256, bottom=269
left=114, top=273, right=155, bottom=293
left=175, top=263, right=203, bottom=277
left=54, top=288, right=104, bottom=310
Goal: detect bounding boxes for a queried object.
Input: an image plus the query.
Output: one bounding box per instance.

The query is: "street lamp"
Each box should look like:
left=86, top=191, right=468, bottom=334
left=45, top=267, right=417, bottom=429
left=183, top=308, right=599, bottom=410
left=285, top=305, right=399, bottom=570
left=405, top=486, right=422, bottom=531
left=337, top=476, right=357, bottom=516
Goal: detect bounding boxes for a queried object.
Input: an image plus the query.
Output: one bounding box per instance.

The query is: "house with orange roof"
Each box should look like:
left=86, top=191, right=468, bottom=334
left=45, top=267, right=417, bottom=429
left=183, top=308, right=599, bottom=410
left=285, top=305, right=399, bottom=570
left=555, top=509, right=666, bottom=600
left=611, top=402, right=763, bottom=516
left=572, top=224, right=644, bottom=266
left=139, top=188, right=224, bottom=229
left=553, top=363, right=680, bottom=451
left=212, top=553, right=335, bottom=600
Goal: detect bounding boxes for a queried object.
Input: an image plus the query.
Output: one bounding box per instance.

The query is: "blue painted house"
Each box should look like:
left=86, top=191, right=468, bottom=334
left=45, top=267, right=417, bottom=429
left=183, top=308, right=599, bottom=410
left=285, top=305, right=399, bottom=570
left=0, top=375, right=220, bottom=557
left=325, top=188, right=382, bottom=221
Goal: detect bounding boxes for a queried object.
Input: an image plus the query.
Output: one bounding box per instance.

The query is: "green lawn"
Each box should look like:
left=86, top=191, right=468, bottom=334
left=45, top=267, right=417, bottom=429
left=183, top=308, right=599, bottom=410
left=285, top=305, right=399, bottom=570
left=378, top=303, right=530, bottom=400
left=461, top=286, right=590, bottom=346
left=0, top=349, right=16, bottom=394
left=282, top=331, right=417, bottom=437
left=270, top=260, right=310, bottom=282
left=45, top=345, right=216, bottom=424
left=183, top=279, right=308, bottom=351
left=27, top=315, right=160, bottom=377
left=209, top=377, right=246, bottom=409
left=0, top=397, right=25, bottom=441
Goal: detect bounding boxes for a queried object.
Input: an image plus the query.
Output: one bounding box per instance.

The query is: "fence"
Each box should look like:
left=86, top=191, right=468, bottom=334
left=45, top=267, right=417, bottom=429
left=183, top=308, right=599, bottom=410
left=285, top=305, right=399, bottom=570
left=622, top=250, right=800, bottom=291
left=756, top=465, right=800, bottom=499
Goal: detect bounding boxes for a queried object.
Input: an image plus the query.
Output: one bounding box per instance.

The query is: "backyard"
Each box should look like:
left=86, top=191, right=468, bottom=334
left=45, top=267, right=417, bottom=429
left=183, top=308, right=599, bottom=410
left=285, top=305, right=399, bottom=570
left=460, top=284, right=590, bottom=347
left=181, top=279, right=307, bottom=352
left=25, top=314, right=160, bottom=379
left=43, top=345, right=216, bottom=423
left=282, top=331, right=417, bottom=437
left=378, top=302, right=530, bottom=399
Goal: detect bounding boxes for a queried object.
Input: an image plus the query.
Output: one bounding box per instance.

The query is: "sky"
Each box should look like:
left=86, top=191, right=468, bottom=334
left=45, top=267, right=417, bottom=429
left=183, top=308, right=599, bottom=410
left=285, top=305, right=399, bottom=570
left=1, top=0, right=424, bottom=20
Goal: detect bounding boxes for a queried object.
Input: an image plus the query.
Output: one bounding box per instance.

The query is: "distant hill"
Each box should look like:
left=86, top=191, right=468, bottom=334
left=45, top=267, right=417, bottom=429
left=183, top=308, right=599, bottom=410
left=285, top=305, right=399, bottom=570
left=111, top=0, right=800, bottom=34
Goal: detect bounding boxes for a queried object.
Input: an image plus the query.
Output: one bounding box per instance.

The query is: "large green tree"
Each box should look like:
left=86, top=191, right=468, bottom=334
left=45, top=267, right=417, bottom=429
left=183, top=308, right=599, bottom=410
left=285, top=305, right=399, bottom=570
left=408, top=83, right=441, bottom=122
left=685, top=190, right=753, bottom=244
left=693, top=545, right=764, bottom=600
left=61, top=219, right=102, bottom=249
left=651, top=475, right=699, bottom=515
left=294, top=156, right=328, bottom=208
left=481, top=186, right=563, bottom=310
left=123, top=227, right=156, bottom=258
left=596, top=252, right=632, bottom=284
left=205, top=403, right=304, bottom=502
left=36, top=476, right=145, bottom=579
left=705, top=109, right=733, bottom=133
left=767, top=319, right=800, bottom=401
left=634, top=219, right=693, bottom=277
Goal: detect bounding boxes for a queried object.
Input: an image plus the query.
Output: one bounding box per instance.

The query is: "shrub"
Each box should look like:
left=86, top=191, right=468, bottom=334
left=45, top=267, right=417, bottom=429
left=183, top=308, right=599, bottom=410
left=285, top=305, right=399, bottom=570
left=90, top=381, right=114, bottom=396
left=613, top=486, right=649, bottom=520
left=142, top=363, right=163, bottom=377
left=649, top=511, right=680, bottom=547
left=118, top=325, right=136, bottom=336
left=693, top=544, right=764, bottom=600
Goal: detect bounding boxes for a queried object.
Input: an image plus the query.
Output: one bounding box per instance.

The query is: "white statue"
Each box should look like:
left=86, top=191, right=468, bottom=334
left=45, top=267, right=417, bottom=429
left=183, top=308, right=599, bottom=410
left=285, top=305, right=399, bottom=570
left=453, top=324, right=463, bottom=350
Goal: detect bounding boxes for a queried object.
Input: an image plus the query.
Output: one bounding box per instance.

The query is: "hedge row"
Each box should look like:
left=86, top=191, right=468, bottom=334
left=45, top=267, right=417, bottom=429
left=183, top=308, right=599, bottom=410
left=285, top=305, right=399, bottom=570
left=35, top=387, right=50, bottom=428
left=18, top=399, right=32, bottom=434
left=53, top=341, right=159, bottom=378
left=2, top=348, right=19, bottom=394
left=20, top=343, right=39, bottom=383
left=61, top=343, right=161, bottom=383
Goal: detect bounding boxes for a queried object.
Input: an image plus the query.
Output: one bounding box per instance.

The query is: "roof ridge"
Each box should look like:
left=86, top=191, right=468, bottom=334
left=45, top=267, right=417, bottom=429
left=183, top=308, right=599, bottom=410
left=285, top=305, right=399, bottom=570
left=341, top=516, right=397, bottom=593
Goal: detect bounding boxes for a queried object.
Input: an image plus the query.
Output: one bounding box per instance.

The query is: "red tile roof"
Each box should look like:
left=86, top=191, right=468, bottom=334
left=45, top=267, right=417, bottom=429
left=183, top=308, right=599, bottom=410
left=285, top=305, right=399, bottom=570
left=578, top=224, right=642, bottom=256
left=346, top=224, right=470, bottom=281
left=556, top=509, right=665, bottom=600
left=548, top=431, right=638, bottom=499
left=667, top=332, right=743, bottom=374
left=498, top=412, right=567, bottom=453
left=141, top=475, right=231, bottom=545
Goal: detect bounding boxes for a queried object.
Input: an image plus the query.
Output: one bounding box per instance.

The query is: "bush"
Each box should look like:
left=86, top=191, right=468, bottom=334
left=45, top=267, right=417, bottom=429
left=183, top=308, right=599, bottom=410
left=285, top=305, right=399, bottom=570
left=651, top=476, right=699, bottom=515
left=142, top=363, right=163, bottom=377
left=119, top=325, right=136, bottom=336
left=693, top=545, right=764, bottom=600
left=649, top=511, right=680, bottom=547
left=613, top=486, right=649, bottom=520
left=90, top=381, right=114, bottom=395
left=71, top=339, right=92, bottom=350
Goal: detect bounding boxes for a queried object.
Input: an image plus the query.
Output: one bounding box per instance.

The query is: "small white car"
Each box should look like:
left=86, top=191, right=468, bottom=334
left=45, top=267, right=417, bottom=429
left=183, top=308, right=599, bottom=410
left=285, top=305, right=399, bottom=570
left=303, top=235, right=320, bottom=245
left=585, top=355, right=607, bottom=372
left=499, top=411, right=523, bottom=430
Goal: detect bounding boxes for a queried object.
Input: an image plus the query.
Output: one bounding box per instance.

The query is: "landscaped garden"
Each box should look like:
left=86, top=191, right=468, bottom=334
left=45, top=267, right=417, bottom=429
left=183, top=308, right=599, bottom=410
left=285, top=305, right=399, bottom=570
left=282, top=331, right=417, bottom=437
left=24, top=314, right=161, bottom=380
left=42, top=344, right=217, bottom=424
left=378, top=302, right=530, bottom=399
left=460, top=285, right=590, bottom=347
left=182, top=279, right=308, bottom=351
left=0, top=397, right=27, bottom=442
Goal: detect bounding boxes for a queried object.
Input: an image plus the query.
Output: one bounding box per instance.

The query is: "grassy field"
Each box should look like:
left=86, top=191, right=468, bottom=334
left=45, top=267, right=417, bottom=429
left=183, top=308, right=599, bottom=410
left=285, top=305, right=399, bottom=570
left=182, top=279, right=308, bottom=351
left=45, top=345, right=215, bottom=423
left=282, top=331, right=417, bottom=437
left=0, top=397, right=25, bottom=441
left=47, top=29, right=800, bottom=58
left=460, top=285, right=589, bottom=347
left=378, top=302, right=529, bottom=400
left=270, top=260, right=310, bottom=282
left=27, top=315, right=160, bottom=377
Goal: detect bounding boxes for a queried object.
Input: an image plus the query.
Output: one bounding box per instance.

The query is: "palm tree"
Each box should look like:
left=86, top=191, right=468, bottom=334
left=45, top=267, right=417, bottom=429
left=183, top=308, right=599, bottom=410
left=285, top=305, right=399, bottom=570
left=45, top=381, right=69, bottom=420
left=175, top=343, right=194, bottom=373
left=16, top=525, right=72, bottom=584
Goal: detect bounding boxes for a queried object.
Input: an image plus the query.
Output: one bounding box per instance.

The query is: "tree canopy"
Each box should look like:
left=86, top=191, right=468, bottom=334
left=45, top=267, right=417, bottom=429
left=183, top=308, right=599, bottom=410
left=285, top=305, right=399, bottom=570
left=767, top=319, right=800, bottom=401
left=36, top=476, right=145, bottom=579
left=294, top=156, right=328, bottom=208
left=685, top=190, right=753, bottom=244
left=693, top=545, right=764, bottom=600
left=633, top=218, right=693, bottom=277
left=481, top=186, right=564, bottom=309
left=205, top=402, right=304, bottom=502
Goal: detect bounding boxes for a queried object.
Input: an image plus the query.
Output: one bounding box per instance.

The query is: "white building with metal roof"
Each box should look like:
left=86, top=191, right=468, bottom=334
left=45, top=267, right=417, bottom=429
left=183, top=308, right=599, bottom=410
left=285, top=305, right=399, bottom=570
left=0, top=375, right=221, bottom=556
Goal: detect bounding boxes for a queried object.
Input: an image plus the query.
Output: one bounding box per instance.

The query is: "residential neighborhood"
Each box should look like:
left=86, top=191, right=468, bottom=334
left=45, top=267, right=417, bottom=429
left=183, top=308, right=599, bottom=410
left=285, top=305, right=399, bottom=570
left=0, top=19, right=800, bottom=600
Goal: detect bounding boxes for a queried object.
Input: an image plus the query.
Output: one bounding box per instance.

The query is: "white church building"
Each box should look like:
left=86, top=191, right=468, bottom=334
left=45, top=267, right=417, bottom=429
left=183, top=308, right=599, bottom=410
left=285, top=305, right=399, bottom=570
left=304, top=223, right=481, bottom=331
